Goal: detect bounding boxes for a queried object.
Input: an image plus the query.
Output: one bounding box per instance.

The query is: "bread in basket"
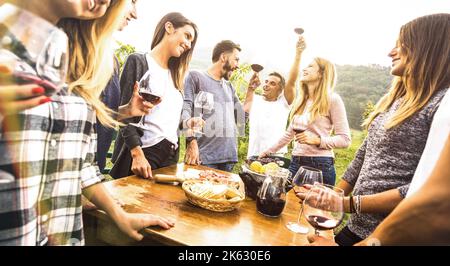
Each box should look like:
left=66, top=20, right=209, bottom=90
left=182, top=179, right=245, bottom=212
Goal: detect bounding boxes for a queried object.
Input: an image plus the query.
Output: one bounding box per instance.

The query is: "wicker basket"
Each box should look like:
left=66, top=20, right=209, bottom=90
left=182, top=180, right=245, bottom=212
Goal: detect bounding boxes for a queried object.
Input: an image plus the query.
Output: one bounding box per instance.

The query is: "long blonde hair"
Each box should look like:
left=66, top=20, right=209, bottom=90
left=58, top=0, right=128, bottom=128
left=290, top=57, right=337, bottom=123
left=364, top=13, right=450, bottom=129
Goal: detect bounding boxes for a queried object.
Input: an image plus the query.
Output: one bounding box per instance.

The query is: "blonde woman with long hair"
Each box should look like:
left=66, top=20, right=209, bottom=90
left=261, top=57, right=351, bottom=186
left=0, top=0, right=174, bottom=246
left=300, top=13, right=449, bottom=246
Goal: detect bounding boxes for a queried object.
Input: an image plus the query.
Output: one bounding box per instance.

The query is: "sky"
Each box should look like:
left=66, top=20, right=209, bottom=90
left=115, top=0, right=450, bottom=74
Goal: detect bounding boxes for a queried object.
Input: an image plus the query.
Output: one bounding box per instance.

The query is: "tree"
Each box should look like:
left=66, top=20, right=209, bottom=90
left=115, top=41, right=136, bottom=71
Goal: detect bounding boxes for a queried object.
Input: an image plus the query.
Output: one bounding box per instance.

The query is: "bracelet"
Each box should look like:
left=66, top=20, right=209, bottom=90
left=349, top=195, right=355, bottom=213
left=355, top=195, right=362, bottom=215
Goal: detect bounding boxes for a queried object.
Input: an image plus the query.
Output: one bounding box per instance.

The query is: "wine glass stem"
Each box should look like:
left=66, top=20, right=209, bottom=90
left=296, top=203, right=305, bottom=224
left=139, top=115, right=145, bottom=126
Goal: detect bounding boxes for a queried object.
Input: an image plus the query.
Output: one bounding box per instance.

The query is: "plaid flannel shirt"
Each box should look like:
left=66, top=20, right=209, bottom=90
left=0, top=91, right=103, bottom=246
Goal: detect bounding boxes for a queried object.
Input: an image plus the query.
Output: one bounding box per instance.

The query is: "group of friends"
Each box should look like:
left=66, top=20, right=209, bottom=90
left=0, top=0, right=448, bottom=246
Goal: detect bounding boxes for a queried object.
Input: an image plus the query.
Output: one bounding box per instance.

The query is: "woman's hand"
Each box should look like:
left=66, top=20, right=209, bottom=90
left=294, top=184, right=313, bottom=201
left=295, top=131, right=321, bottom=146
left=0, top=84, right=51, bottom=116
left=307, top=233, right=338, bottom=246
left=258, top=151, right=271, bottom=159
left=115, top=212, right=175, bottom=241
left=296, top=36, right=307, bottom=54
left=130, top=147, right=153, bottom=179
left=119, top=82, right=160, bottom=119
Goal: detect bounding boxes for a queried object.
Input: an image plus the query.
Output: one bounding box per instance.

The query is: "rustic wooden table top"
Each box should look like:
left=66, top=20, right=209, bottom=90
left=85, top=163, right=332, bottom=246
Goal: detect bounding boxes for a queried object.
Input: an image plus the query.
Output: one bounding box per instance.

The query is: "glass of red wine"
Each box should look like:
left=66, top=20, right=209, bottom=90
left=293, top=114, right=308, bottom=135
left=303, top=183, right=344, bottom=236
left=294, top=27, right=304, bottom=35
left=250, top=64, right=264, bottom=73
left=0, top=4, right=68, bottom=96
left=286, top=166, right=323, bottom=233
left=129, top=70, right=162, bottom=130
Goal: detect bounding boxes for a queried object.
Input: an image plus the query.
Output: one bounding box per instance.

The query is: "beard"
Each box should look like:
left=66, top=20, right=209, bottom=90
left=221, top=61, right=234, bottom=81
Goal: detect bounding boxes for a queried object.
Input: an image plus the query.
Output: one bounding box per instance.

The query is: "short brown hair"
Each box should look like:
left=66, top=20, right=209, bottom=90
left=212, top=40, right=241, bottom=63
left=269, top=72, right=286, bottom=89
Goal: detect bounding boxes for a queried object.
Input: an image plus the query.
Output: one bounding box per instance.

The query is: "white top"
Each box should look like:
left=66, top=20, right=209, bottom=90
left=247, top=94, right=290, bottom=158
left=406, top=89, right=450, bottom=197
left=141, top=54, right=183, bottom=149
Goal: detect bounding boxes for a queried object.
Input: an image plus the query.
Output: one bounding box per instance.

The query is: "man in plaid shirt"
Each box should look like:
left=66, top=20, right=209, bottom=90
left=0, top=90, right=175, bottom=245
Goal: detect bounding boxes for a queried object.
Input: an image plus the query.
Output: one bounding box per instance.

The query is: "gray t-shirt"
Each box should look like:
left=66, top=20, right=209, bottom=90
left=342, top=88, right=448, bottom=239
left=181, top=70, right=245, bottom=164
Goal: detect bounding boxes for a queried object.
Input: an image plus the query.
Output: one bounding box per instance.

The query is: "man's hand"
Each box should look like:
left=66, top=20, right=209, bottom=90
left=185, top=139, right=201, bottom=165
left=248, top=72, right=261, bottom=90
left=115, top=212, right=175, bottom=241
left=131, top=147, right=153, bottom=179
left=186, top=117, right=206, bottom=131
left=307, top=233, right=338, bottom=246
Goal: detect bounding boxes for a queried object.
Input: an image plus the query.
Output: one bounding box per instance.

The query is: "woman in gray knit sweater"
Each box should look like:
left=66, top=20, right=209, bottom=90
left=297, top=13, right=449, bottom=245
left=336, top=13, right=450, bottom=245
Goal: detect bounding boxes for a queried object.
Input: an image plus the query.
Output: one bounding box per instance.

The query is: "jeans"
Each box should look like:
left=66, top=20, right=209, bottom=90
left=288, top=156, right=336, bottom=186
left=203, top=162, right=236, bottom=172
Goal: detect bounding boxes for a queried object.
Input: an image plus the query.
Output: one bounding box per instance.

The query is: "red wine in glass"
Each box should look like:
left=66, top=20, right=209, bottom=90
left=306, top=215, right=341, bottom=230
left=251, top=64, right=264, bottom=73
left=293, top=127, right=306, bottom=134
left=139, top=90, right=161, bottom=104
left=294, top=27, right=304, bottom=35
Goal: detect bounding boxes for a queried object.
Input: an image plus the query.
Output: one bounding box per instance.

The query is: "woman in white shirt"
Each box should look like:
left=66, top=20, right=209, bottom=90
left=111, top=12, right=202, bottom=179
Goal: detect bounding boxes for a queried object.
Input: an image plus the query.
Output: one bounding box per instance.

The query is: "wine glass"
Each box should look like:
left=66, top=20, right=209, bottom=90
left=192, top=91, right=214, bottom=135
left=294, top=27, right=304, bottom=35
left=0, top=4, right=68, bottom=95
left=293, top=114, right=308, bottom=134
left=303, top=183, right=344, bottom=236
left=129, top=70, right=162, bottom=130
left=286, top=166, right=323, bottom=234
left=250, top=64, right=264, bottom=73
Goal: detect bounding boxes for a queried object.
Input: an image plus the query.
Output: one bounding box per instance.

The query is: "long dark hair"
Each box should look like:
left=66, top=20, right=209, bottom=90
left=151, top=12, right=198, bottom=91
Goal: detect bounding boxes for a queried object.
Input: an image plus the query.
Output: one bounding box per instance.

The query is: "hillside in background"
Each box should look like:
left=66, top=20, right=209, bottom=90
left=335, top=64, right=392, bottom=129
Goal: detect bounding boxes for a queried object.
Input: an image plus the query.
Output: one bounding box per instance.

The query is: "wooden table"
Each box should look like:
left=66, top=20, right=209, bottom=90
left=84, top=164, right=331, bottom=246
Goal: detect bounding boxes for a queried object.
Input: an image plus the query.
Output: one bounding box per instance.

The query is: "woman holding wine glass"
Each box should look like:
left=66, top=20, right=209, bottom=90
left=286, top=166, right=323, bottom=234
left=302, top=13, right=449, bottom=246
left=260, top=57, right=351, bottom=186
left=110, top=12, right=203, bottom=180
left=303, top=183, right=345, bottom=236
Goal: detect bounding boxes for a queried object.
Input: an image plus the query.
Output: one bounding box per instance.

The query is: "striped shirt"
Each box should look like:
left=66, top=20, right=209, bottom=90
left=0, top=90, right=102, bottom=246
